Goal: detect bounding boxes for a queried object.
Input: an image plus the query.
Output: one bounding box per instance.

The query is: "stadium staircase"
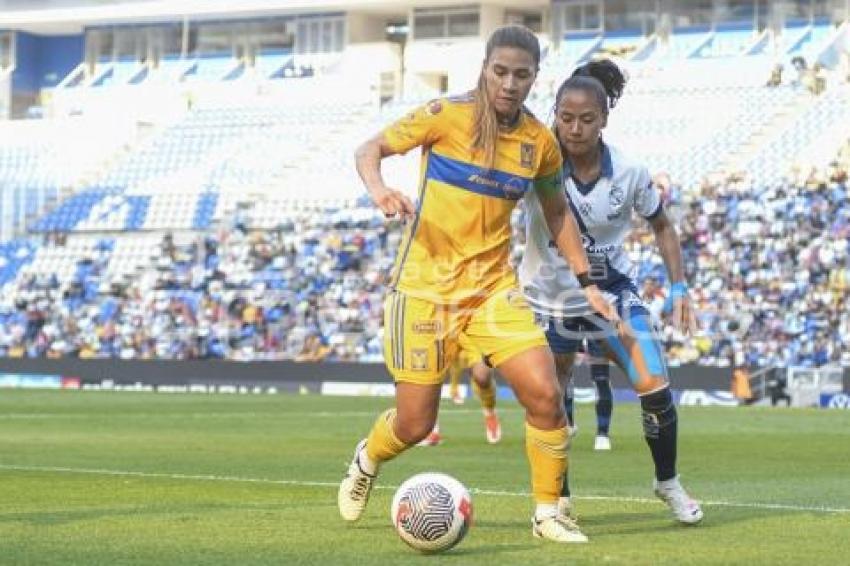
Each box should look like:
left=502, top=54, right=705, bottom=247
left=717, top=88, right=813, bottom=176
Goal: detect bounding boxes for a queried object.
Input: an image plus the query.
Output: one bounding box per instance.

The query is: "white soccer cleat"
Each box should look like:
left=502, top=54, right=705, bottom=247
left=532, top=514, right=588, bottom=543
left=557, top=496, right=577, bottom=521
left=338, top=439, right=376, bottom=522
left=594, top=434, right=612, bottom=451
left=654, top=476, right=704, bottom=525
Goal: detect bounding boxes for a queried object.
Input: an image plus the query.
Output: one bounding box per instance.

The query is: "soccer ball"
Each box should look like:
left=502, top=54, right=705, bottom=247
left=390, top=472, right=473, bottom=554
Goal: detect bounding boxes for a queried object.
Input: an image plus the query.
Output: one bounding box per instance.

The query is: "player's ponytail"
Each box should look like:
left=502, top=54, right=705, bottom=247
left=554, top=58, right=627, bottom=115
left=472, top=74, right=500, bottom=170
left=473, top=25, right=540, bottom=169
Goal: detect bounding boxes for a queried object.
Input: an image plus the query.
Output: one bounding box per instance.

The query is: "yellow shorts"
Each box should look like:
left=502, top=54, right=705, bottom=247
left=382, top=286, right=548, bottom=385
left=455, top=342, right=482, bottom=370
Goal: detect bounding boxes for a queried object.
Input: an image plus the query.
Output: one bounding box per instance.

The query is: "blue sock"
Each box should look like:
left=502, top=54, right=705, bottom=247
left=561, top=389, right=574, bottom=498
left=592, top=367, right=613, bottom=436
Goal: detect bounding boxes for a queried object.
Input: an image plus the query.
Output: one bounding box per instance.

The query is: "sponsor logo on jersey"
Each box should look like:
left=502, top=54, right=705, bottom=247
left=587, top=243, right=618, bottom=254
left=411, top=349, right=429, bottom=371
left=607, top=212, right=622, bottom=221
left=425, top=100, right=442, bottom=115
left=520, top=143, right=535, bottom=169
left=412, top=320, right=442, bottom=334
left=466, top=174, right=529, bottom=199
left=503, top=177, right=527, bottom=199
left=468, top=173, right=500, bottom=188
left=620, top=290, right=647, bottom=310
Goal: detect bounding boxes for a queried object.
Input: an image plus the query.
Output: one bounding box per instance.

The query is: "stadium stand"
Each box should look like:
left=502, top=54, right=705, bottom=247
left=1, top=17, right=849, bottom=368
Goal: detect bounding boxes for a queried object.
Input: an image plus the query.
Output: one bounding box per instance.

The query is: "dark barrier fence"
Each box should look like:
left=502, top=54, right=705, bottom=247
left=0, top=358, right=846, bottom=392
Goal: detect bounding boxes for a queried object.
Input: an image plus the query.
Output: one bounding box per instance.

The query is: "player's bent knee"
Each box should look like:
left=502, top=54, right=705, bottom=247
left=394, top=415, right=438, bottom=444
left=523, top=383, right=564, bottom=420
left=635, top=374, right=669, bottom=395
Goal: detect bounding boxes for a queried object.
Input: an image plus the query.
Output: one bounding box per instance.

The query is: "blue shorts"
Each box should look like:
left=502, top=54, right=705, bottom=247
left=536, top=280, right=668, bottom=391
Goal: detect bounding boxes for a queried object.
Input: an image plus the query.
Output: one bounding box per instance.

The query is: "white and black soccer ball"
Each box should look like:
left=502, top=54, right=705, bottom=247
left=390, top=472, right=473, bottom=554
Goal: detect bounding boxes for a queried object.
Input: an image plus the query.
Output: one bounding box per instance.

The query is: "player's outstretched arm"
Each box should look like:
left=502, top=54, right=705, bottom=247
left=649, top=210, right=697, bottom=335
left=354, top=133, right=416, bottom=221
left=537, top=188, right=618, bottom=323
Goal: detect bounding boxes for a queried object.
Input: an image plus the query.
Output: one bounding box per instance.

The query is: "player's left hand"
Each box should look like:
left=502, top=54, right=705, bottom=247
left=669, top=285, right=698, bottom=336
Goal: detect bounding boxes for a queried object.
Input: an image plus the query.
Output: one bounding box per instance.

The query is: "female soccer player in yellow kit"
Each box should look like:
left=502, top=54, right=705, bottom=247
left=338, top=25, right=616, bottom=543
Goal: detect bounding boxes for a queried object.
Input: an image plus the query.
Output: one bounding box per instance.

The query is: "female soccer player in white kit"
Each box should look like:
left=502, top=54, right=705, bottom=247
left=519, top=59, right=703, bottom=525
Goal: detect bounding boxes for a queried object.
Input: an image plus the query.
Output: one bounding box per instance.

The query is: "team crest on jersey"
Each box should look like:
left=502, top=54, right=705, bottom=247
left=609, top=185, right=626, bottom=209
left=579, top=200, right=592, bottom=217
left=520, top=143, right=535, bottom=169
left=411, top=349, right=429, bottom=371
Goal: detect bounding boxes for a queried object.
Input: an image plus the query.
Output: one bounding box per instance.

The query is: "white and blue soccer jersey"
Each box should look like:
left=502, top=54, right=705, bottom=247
left=519, top=142, right=662, bottom=318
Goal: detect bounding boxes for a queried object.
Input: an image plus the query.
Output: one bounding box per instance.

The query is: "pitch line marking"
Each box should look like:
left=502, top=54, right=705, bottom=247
left=1, top=464, right=847, bottom=515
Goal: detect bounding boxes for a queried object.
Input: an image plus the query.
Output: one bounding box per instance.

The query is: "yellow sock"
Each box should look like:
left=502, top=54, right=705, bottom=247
left=473, top=379, right=496, bottom=412
left=448, top=364, right=462, bottom=398
left=525, top=423, right=569, bottom=505
left=365, top=409, right=410, bottom=464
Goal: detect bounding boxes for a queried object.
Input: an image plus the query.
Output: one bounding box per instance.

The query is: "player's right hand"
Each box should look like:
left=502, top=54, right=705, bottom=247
left=584, top=285, right=619, bottom=324
left=371, top=187, right=416, bottom=221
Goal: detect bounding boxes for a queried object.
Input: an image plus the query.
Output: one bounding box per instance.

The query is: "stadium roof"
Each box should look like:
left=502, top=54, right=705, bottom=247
left=0, top=0, right=549, bottom=35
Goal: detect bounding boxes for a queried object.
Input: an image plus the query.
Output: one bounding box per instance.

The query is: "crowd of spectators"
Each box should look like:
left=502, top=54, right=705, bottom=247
left=636, top=139, right=850, bottom=368
left=1, top=146, right=848, bottom=368
left=0, top=205, right=395, bottom=362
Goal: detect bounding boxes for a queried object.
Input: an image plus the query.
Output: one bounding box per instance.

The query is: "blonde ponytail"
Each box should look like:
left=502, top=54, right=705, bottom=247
left=472, top=75, right=499, bottom=170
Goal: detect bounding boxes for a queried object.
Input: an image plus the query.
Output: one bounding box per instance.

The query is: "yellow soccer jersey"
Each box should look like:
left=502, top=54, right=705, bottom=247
left=382, top=94, right=562, bottom=305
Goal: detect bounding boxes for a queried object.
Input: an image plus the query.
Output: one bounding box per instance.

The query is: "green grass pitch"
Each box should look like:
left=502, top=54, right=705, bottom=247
left=1, top=390, right=848, bottom=565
